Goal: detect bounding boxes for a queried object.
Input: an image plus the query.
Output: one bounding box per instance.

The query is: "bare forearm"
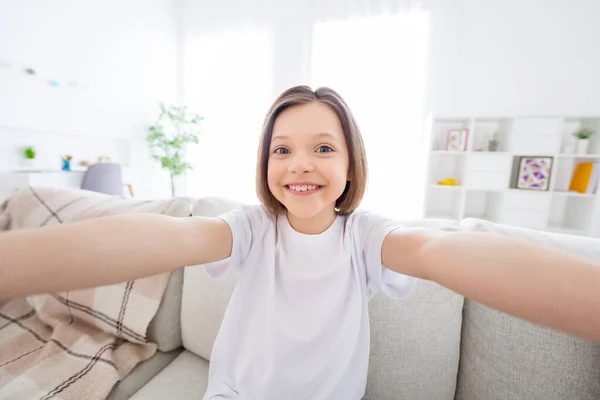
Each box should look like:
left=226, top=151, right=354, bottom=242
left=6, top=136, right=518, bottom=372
left=0, top=214, right=228, bottom=300
left=420, top=232, right=600, bottom=341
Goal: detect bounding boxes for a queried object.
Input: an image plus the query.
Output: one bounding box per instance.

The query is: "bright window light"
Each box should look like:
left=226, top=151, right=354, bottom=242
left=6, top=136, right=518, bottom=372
left=311, top=11, right=430, bottom=219
left=184, top=29, right=273, bottom=204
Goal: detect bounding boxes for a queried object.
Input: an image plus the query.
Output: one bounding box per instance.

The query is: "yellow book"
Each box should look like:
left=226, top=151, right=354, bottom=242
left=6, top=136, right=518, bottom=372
left=569, top=162, right=594, bottom=193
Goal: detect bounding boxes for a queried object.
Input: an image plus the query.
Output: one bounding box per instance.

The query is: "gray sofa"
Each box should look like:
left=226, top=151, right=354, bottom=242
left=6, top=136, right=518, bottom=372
left=91, top=197, right=600, bottom=399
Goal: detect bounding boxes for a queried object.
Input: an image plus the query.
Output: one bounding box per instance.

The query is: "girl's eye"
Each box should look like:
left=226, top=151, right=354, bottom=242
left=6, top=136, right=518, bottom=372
left=273, top=147, right=289, bottom=154
left=317, top=145, right=334, bottom=153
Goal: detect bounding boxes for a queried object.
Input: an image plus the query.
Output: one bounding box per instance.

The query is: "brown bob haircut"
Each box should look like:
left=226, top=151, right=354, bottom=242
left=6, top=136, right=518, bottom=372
left=256, top=85, right=368, bottom=216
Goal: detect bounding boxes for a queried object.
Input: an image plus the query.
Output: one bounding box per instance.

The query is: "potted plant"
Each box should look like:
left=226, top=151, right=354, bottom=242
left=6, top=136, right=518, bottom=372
left=573, top=127, right=595, bottom=154
left=147, top=102, right=203, bottom=196
left=22, top=146, right=36, bottom=167
left=488, top=133, right=499, bottom=152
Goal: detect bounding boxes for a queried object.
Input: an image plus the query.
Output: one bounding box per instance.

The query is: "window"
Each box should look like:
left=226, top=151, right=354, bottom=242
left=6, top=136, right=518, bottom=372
left=311, top=12, right=429, bottom=219
left=184, top=29, right=273, bottom=204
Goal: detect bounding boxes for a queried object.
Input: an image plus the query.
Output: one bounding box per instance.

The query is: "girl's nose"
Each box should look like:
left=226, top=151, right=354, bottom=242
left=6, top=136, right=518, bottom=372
left=288, top=159, right=314, bottom=173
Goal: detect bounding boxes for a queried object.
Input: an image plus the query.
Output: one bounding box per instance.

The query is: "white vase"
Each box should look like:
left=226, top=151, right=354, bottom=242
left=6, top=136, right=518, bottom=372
left=21, top=158, right=35, bottom=169
left=577, top=139, right=589, bottom=155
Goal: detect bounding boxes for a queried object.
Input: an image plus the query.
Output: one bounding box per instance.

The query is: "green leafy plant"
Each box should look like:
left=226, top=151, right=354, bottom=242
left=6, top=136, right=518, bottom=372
left=24, top=146, right=36, bottom=159
left=573, top=127, right=595, bottom=140
left=147, top=102, right=203, bottom=196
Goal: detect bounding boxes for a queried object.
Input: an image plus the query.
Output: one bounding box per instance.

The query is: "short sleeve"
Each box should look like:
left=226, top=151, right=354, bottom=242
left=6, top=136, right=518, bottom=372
left=349, top=210, right=418, bottom=300
left=203, top=204, right=267, bottom=279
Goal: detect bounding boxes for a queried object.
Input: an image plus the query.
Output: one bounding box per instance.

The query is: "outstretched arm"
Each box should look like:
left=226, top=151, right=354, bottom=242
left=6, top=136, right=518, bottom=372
left=382, top=230, right=600, bottom=342
left=0, top=214, right=232, bottom=300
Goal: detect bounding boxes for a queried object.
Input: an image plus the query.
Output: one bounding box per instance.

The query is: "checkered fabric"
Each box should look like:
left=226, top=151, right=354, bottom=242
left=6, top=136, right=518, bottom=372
left=0, top=186, right=194, bottom=400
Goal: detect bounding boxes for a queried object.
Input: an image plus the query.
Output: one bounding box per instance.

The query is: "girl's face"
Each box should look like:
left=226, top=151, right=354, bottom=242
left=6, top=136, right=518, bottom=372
left=268, top=102, right=350, bottom=234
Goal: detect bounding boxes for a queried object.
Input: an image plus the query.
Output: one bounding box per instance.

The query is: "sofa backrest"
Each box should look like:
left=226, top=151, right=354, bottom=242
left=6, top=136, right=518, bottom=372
left=457, top=218, right=600, bottom=400
left=181, top=197, right=242, bottom=359
left=181, top=204, right=466, bottom=400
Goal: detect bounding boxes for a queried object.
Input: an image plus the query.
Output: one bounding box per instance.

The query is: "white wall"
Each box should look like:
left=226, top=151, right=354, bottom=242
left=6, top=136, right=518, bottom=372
left=0, top=0, right=180, bottom=199
left=3, top=0, right=599, bottom=200
left=428, top=0, right=600, bottom=117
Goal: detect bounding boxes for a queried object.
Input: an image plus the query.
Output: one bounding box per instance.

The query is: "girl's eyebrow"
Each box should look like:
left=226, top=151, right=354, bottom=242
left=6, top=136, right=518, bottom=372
left=271, top=132, right=339, bottom=142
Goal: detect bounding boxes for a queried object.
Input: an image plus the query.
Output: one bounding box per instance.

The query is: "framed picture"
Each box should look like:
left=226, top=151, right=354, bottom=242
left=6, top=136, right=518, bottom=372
left=446, top=129, right=468, bottom=151
left=515, top=156, right=553, bottom=191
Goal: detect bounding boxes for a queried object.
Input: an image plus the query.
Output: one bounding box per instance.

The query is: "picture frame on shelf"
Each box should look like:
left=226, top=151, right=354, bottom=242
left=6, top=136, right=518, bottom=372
left=512, top=156, right=553, bottom=191
left=446, top=129, right=468, bottom=152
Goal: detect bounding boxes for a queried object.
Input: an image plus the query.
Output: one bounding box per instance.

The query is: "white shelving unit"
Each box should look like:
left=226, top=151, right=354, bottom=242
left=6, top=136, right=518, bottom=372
left=424, top=116, right=600, bottom=237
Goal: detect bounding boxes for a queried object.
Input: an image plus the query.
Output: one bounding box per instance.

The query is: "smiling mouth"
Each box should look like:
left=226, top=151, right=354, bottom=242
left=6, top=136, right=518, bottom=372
left=285, top=184, right=324, bottom=194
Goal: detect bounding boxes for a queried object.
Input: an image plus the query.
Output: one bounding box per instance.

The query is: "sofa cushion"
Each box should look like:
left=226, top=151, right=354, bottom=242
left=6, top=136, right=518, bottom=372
left=179, top=197, right=242, bottom=360
left=129, top=350, right=210, bottom=400
left=181, top=265, right=237, bottom=360
left=367, top=280, right=464, bottom=400
left=106, top=349, right=183, bottom=400
left=146, top=268, right=184, bottom=352
left=456, top=218, right=600, bottom=400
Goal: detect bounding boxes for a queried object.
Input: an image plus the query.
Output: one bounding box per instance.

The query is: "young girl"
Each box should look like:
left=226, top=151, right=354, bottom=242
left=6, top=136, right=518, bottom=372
left=1, top=86, right=600, bottom=399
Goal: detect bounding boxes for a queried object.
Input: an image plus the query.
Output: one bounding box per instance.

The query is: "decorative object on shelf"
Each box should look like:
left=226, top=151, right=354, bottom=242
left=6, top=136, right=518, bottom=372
left=488, top=133, right=499, bottom=152
left=437, top=178, right=457, bottom=186
left=79, top=160, right=90, bottom=167
left=97, top=155, right=112, bottom=163
left=573, top=126, right=595, bottom=154
left=446, top=129, right=468, bottom=152
left=147, top=102, right=203, bottom=197
left=22, top=146, right=36, bottom=167
left=569, top=161, right=600, bottom=194
left=0, top=60, right=89, bottom=91
left=515, top=156, right=553, bottom=191
left=61, top=155, right=73, bottom=172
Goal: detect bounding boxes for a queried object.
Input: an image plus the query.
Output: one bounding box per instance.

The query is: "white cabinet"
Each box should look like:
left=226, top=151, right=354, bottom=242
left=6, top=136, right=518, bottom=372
left=0, top=171, right=85, bottom=203
left=424, top=115, right=600, bottom=237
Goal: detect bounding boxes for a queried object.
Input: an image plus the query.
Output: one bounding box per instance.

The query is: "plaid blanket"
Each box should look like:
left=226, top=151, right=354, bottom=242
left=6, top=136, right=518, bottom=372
left=0, top=187, right=194, bottom=400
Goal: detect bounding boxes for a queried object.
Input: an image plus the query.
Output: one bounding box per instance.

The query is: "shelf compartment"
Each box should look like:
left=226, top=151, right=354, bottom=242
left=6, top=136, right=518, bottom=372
left=548, top=195, right=595, bottom=236
left=471, top=118, right=511, bottom=152
left=553, top=157, right=599, bottom=194
left=428, top=153, right=466, bottom=186
left=510, top=117, right=562, bottom=154
left=431, top=118, right=470, bottom=152
left=425, top=185, right=462, bottom=221
left=464, top=190, right=502, bottom=222
left=464, top=152, right=512, bottom=190
left=560, top=117, right=600, bottom=155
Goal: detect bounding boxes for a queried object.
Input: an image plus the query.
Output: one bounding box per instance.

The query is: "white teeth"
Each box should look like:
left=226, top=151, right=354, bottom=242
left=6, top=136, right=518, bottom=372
left=289, top=184, right=318, bottom=192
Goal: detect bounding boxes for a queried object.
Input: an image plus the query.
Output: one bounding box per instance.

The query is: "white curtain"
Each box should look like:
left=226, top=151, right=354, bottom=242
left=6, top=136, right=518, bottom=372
left=181, top=0, right=429, bottom=217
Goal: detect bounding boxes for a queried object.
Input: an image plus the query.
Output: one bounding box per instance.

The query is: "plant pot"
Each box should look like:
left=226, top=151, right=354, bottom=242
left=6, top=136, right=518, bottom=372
left=577, top=139, right=589, bottom=155
left=21, top=158, right=35, bottom=169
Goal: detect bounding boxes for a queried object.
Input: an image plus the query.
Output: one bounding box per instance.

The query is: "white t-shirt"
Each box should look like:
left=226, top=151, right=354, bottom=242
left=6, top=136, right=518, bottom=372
left=202, top=204, right=417, bottom=400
